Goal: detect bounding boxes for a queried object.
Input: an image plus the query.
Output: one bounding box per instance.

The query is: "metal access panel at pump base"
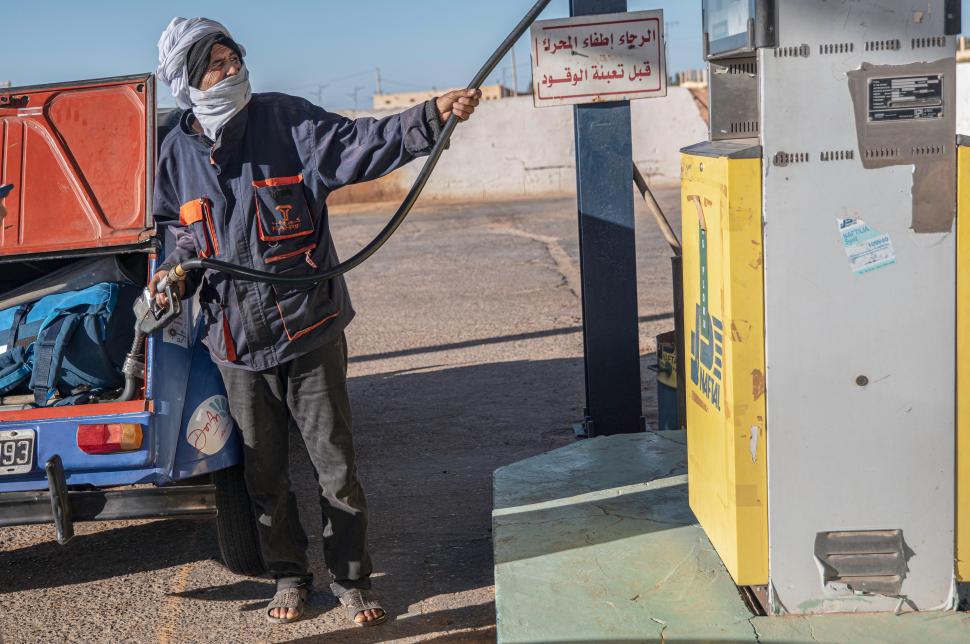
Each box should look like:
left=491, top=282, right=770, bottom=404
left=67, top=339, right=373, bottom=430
left=0, top=74, right=155, bottom=259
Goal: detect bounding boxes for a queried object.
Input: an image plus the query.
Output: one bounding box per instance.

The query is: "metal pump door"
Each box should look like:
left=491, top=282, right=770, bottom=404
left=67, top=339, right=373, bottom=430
left=685, top=0, right=961, bottom=614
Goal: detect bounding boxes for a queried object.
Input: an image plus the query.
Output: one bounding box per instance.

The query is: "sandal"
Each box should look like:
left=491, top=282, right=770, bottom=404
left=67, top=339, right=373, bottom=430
left=266, top=586, right=309, bottom=624
left=338, top=588, right=387, bottom=627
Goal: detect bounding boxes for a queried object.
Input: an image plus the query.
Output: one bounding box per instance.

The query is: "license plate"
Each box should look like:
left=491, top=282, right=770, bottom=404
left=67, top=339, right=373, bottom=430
left=0, top=429, right=35, bottom=476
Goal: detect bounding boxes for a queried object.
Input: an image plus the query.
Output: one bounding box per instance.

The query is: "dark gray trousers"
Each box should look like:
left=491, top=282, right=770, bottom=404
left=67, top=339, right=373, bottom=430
left=217, top=334, right=371, bottom=595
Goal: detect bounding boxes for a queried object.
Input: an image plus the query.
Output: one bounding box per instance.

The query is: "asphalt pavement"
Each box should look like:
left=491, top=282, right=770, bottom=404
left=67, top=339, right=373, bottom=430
left=0, top=189, right=682, bottom=643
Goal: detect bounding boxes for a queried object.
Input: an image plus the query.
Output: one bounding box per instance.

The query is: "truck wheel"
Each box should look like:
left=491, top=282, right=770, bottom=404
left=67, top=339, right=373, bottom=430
left=211, top=465, right=266, bottom=576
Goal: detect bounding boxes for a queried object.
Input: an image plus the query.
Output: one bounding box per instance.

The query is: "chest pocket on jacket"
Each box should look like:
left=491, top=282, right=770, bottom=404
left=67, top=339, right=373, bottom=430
left=252, top=174, right=317, bottom=265
left=180, top=197, right=220, bottom=258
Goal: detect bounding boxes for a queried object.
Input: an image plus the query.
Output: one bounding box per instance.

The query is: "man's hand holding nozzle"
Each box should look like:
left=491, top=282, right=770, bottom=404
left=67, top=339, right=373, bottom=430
left=148, top=265, right=187, bottom=309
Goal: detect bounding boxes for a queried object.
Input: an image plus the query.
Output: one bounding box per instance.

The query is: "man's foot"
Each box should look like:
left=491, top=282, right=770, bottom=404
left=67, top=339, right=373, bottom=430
left=355, top=607, right=386, bottom=626
left=269, top=605, right=300, bottom=621
left=338, top=588, right=387, bottom=627
left=266, top=587, right=308, bottom=624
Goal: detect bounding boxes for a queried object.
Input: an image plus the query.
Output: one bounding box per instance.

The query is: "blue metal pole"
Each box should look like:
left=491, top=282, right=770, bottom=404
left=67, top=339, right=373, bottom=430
left=571, top=0, right=644, bottom=436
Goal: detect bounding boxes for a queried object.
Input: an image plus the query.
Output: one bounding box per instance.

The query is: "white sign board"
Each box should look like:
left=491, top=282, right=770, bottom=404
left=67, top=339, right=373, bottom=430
left=531, top=10, right=666, bottom=108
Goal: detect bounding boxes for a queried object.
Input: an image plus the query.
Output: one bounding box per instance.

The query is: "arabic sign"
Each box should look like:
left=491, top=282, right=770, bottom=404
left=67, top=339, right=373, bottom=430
left=531, top=10, right=666, bottom=108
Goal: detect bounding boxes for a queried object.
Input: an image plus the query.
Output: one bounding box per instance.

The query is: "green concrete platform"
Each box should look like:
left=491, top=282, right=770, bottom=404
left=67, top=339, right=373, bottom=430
left=493, top=432, right=970, bottom=643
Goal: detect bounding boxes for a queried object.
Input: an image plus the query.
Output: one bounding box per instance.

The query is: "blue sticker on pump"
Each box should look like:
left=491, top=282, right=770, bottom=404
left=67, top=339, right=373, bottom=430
left=838, top=218, right=897, bottom=275
left=0, top=184, right=13, bottom=198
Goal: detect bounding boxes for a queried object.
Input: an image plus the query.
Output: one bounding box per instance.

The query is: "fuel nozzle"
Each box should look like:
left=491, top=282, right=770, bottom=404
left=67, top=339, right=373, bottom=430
left=156, top=264, right=188, bottom=297
left=117, top=264, right=188, bottom=402
left=143, top=264, right=185, bottom=329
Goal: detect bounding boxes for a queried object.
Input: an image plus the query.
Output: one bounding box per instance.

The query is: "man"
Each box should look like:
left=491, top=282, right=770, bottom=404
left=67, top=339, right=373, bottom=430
left=150, top=18, right=480, bottom=625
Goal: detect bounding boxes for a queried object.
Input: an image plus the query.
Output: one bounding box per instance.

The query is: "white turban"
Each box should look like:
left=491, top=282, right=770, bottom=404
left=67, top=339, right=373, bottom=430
left=156, top=17, right=247, bottom=110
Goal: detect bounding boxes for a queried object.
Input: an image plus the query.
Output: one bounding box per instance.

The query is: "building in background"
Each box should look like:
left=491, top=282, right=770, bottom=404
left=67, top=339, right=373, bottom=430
left=669, top=69, right=708, bottom=88
left=373, top=84, right=515, bottom=110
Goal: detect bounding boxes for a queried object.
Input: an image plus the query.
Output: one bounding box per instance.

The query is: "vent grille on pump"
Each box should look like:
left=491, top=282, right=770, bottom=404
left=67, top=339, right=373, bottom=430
left=911, top=36, right=947, bottom=49
left=864, top=147, right=900, bottom=161
left=865, top=39, right=901, bottom=51
left=774, top=45, right=810, bottom=58
left=773, top=152, right=810, bottom=166
left=727, top=61, right=757, bottom=75
left=730, top=121, right=759, bottom=135
left=815, top=530, right=909, bottom=596
left=820, top=150, right=855, bottom=162
left=911, top=145, right=947, bottom=157
left=820, top=42, right=854, bottom=55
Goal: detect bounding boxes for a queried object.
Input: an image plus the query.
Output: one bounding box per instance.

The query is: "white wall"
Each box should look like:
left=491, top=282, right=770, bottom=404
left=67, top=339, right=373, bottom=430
left=337, top=88, right=707, bottom=202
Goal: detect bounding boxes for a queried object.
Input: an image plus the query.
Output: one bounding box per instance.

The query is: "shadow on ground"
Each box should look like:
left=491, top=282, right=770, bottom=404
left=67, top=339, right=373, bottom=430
left=0, top=518, right=220, bottom=594
left=0, top=350, right=664, bottom=642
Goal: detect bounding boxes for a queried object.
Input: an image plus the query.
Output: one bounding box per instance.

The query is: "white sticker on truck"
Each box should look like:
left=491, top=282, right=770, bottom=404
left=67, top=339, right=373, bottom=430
left=186, top=395, right=233, bottom=455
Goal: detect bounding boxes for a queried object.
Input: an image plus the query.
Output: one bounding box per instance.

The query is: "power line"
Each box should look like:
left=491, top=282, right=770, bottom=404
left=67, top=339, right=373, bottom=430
left=381, top=78, right=429, bottom=91
left=277, top=69, right=373, bottom=95
left=319, top=69, right=373, bottom=85
left=348, top=86, right=365, bottom=111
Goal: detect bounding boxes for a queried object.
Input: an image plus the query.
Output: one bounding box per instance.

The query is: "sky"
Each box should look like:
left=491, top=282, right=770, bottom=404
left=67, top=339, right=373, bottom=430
left=1, top=1, right=967, bottom=109
left=1, top=0, right=703, bottom=109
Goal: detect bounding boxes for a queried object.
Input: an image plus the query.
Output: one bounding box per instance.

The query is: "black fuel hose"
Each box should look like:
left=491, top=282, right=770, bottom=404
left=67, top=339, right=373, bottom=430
left=163, top=0, right=553, bottom=291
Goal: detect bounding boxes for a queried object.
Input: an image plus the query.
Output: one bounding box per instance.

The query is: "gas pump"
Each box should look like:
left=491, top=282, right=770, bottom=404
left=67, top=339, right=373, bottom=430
left=682, top=0, right=965, bottom=614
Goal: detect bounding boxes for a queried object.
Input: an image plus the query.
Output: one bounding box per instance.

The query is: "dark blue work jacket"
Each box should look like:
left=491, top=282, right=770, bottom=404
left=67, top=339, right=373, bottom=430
left=154, top=93, right=442, bottom=370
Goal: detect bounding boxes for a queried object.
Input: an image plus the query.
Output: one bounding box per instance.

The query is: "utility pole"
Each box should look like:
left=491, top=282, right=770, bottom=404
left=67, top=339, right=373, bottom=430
left=664, top=21, right=679, bottom=85
left=511, top=47, right=519, bottom=96
left=375, top=67, right=383, bottom=96
left=512, top=47, right=519, bottom=96
left=349, top=86, right=364, bottom=111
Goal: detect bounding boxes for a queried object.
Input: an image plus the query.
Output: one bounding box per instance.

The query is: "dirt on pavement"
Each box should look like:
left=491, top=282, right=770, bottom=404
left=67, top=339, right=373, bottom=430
left=0, top=191, right=681, bottom=643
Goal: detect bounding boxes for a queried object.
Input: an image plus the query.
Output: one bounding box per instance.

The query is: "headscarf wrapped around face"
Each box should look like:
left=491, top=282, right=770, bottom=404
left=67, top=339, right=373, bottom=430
left=156, top=17, right=247, bottom=110
left=186, top=32, right=244, bottom=90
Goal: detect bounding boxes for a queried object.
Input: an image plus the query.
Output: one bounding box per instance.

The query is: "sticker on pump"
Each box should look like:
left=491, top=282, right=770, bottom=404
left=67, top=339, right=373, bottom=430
left=186, top=395, right=234, bottom=455
left=163, top=307, right=190, bottom=349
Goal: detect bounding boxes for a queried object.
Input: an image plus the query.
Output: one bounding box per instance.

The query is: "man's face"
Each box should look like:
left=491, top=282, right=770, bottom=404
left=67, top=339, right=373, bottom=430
left=200, top=43, right=242, bottom=91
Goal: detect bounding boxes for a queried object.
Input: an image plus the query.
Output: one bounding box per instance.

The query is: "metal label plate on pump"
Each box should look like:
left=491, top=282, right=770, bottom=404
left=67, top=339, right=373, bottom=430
left=868, top=75, right=944, bottom=122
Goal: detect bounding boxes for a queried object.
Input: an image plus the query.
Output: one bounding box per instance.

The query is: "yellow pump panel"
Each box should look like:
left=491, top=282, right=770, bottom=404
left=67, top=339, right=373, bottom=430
left=681, top=144, right=768, bottom=586
left=957, top=144, right=970, bottom=581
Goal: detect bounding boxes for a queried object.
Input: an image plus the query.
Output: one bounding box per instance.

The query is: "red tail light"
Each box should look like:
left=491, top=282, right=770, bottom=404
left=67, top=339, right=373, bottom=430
left=77, top=423, right=143, bottom=454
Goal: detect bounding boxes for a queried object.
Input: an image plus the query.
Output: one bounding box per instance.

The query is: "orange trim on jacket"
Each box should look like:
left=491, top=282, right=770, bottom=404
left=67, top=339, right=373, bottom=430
left=252, top=174, right=303, bottom=188
left=276, top=306, right=341, bottom=341
left=179, top=198, right=206, bottom=226
left=265, top=243, right=317, bottom=264
left=220, top=305, right=238, bottom=362
left=202, top=199, right=220, bottom=256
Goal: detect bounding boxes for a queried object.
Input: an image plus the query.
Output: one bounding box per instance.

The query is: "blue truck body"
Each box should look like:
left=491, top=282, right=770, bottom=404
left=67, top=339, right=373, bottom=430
left=0, top=244, right=242, bottom=493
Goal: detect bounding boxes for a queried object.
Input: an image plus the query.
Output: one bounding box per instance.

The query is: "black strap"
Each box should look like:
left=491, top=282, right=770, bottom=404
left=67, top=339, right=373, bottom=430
left=31, top=314, right=82, bottom=407
left=8, top=303, right=32, bottom=348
